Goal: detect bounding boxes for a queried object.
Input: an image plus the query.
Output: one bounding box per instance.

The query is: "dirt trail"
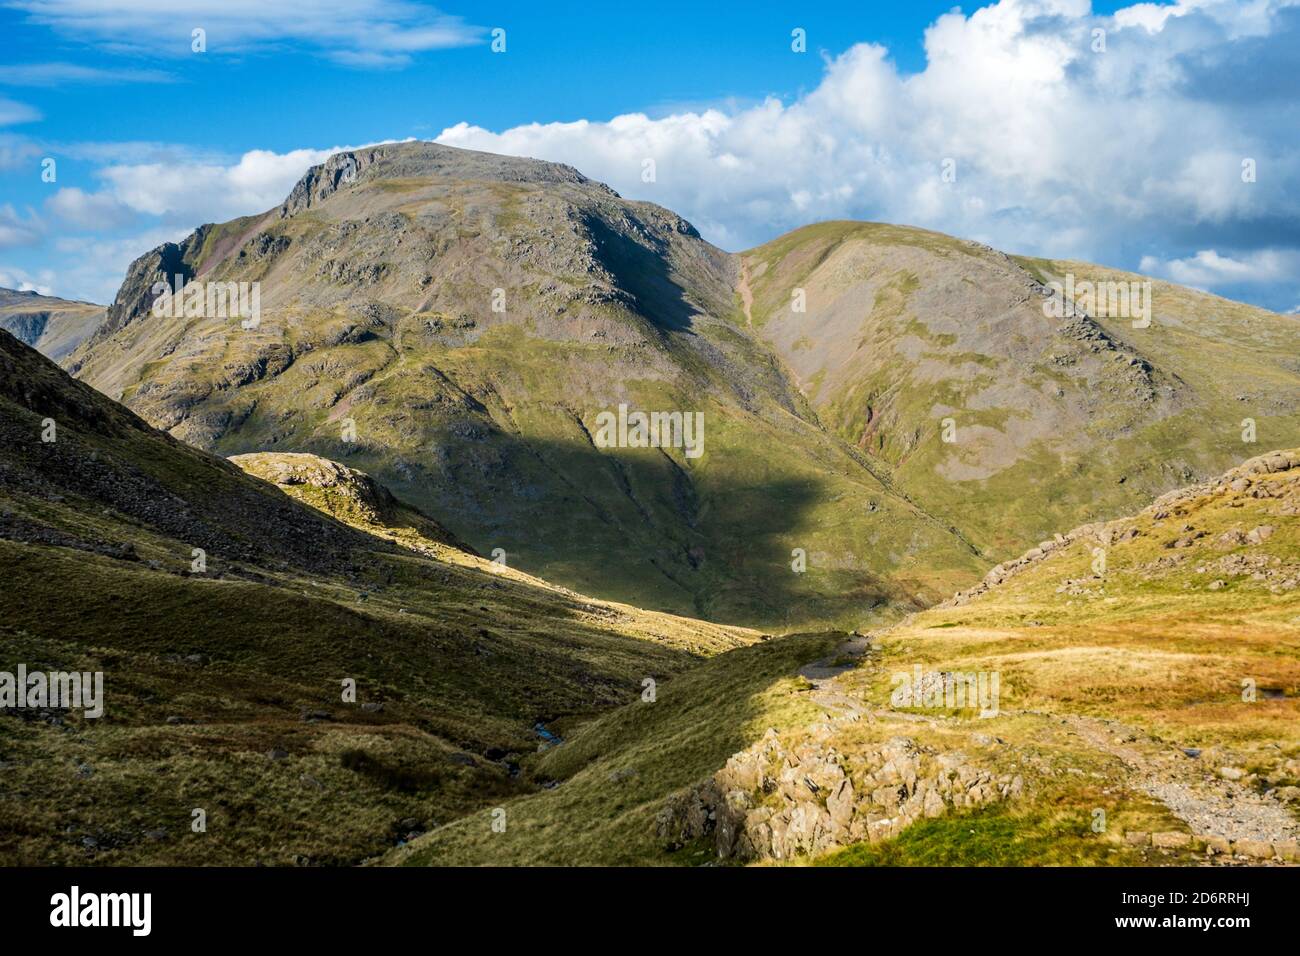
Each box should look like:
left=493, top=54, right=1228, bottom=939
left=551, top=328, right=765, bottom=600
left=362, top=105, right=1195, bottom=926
left=737, top=260, right=754, bottom=328
left=794, top=634, right=1297, bottom=855
left=1063, top=714, right=1298, bottom=848
left=798, top=634, right=879, bottom=720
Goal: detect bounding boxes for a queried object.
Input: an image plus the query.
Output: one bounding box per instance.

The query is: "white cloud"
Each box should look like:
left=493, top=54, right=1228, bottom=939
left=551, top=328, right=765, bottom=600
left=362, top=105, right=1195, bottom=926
left=0, top=204, right=42, bottom=249
left=96, top=140, right=410, bottom=222
left=99, top=148, right=337, bottom=221
left=7, top=0, right=482, bottom=67
left=1140, top=248, right=1300, bottom=287
left=0, top=96, right=40, bottom=126
left=45, top=187, right=136, bottom=230
left=0, top=62, right=173, bottom=85
left=431, top=0, right=1300, bottom=280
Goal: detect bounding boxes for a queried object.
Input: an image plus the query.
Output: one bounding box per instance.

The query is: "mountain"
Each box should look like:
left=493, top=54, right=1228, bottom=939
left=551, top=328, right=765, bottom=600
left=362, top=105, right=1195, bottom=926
left=64, top=142, right=983, bottom=630
left=0, top=328, right=755, bottom=865
left=6, top=140, right=1297, bottom=868
left=5, top=319, right=1293, bottom=866
left=739, top=222, right=1300, bottom=559
left=64, top=143, right=1300, bottom=632
left=0, top=287, right=103, bottom=363
left=395, top=448, right=1300, bottom=866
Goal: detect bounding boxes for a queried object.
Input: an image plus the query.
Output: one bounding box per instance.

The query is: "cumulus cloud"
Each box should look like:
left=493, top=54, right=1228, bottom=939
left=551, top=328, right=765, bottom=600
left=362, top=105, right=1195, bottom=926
left=432, top=0, right=1300, bottom=306
left=45, top=187, right=136, bottom=230
left=99, top=148, right=339, bottom=221
left=1140, top=248, right=1300, bottom=287
left=96, top=140, right=410, bottom=222
left=0, top=204, right=42, bottom=249
left=6, top=0, right=482, bottom=67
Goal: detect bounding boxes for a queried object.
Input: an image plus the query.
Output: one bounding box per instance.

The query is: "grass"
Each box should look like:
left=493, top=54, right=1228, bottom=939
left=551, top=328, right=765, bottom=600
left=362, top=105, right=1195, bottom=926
left=391, top=632, right=842, bottom=866
left=0, top=330, right=762, bottom=864
left=392, top=450, right=1300, bottom=867
left=814, top=801, right=1154, bottom=866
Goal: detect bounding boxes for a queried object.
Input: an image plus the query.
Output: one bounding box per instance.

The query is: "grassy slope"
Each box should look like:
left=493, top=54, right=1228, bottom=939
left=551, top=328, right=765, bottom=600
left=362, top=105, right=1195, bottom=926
left=0, top=330, right=755, bottom=865
left=390, top=632, right=842, bottom=866
left=741, top=223, right=1300, bottom=565
left=397, top=449, right=1300, bottom=866
left=814, top=449, right=1300, bottom=865
left=855, top=453, right=1300, bottom=752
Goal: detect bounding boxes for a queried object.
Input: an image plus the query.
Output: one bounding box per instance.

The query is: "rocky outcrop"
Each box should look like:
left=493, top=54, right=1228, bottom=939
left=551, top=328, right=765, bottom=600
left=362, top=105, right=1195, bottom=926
left=945, top=448, right=1300, bottom=607
left=229, top=452, right=473, bottom=553
left=87, top=233, right=200, bottom=346
left=277, top=142, right=616, bottom=220
left=656, top=728, right=1023, bottom=861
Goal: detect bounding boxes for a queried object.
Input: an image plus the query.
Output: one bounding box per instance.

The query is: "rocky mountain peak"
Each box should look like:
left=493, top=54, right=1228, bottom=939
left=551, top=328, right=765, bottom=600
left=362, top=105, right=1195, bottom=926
left=278, top=141, right=619, bottom=219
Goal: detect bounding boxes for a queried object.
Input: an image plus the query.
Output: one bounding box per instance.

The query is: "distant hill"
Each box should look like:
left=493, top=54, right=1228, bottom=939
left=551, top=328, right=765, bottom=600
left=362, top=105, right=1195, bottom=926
left=0, top=287, right=103, bottom=363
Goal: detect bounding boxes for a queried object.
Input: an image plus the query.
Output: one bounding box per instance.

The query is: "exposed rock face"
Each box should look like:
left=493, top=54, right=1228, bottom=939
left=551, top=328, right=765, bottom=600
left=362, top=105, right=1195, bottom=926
left=88, top=234, right=199, bottom=347
left=656, top=729, right=1023, bottom=861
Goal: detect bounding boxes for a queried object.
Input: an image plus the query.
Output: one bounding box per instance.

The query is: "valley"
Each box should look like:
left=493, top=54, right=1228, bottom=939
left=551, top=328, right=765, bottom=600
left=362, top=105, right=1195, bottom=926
left=1, top=142, right=1296, bottom=868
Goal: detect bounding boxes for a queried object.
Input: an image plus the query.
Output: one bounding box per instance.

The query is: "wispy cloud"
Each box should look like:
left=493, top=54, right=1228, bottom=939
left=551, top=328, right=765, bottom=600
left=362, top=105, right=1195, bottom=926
left=0, top=96, right=40, bottom=126
left=0, top=203, right=43, bottom=249
left=4, top=0, right=484, bottom=67
left=0, top=62, right=174, bottom=85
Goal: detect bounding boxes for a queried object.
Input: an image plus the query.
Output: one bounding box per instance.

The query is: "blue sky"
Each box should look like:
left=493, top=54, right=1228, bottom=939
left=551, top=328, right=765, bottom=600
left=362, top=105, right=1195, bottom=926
left=0, top=0, right=1297, bottom=312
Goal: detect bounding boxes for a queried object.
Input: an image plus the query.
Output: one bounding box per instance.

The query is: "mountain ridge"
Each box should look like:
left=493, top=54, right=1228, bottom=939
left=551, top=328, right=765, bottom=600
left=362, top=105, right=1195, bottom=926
left=0, top=287, right=104, bottom=364
left=60, top=141, right=1300, bottom=630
